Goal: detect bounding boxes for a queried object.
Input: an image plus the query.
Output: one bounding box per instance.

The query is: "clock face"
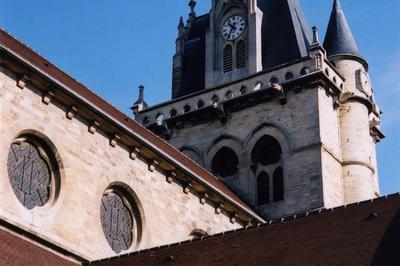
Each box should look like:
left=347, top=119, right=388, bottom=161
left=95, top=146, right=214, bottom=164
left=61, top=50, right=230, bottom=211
left=222, top=15, right=246, bottom=41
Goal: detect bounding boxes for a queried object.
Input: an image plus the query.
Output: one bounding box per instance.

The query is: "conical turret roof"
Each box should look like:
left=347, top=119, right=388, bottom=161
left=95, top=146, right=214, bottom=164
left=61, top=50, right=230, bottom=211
left=323, top=0, right=362, bottom=58
left=258, top=0, right=312, bottom=69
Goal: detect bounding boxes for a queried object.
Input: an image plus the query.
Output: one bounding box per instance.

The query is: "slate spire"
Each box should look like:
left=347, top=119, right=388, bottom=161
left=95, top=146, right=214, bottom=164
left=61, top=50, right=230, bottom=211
left=257, top=0, right=312, bottom=69
left=323, top=0, right=362, bottom=58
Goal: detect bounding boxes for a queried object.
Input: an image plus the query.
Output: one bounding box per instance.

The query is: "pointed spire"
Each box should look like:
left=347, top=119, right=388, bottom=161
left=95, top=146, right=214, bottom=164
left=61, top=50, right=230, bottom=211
left=178, top=16, right=185, bottom=37
left=258, top=0, right=312, bottom=69
left=323, top=0, right=362, bottom=58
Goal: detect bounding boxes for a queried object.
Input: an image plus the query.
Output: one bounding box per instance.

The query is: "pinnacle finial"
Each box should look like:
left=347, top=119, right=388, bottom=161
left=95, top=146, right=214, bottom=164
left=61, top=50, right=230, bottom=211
left=188, top=0, right=196, bottom=19
left=138, top=85, right=144, bottom=102
left=189, top=0, right=196, bottom=12
left=312, top=26, right=320, bottom=44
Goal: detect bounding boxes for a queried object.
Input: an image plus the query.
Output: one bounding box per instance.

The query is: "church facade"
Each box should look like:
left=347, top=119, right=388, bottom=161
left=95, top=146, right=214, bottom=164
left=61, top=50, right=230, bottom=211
left=134, top=0, right=384, bottom=219
left=0, top=0, right=391, bottom=264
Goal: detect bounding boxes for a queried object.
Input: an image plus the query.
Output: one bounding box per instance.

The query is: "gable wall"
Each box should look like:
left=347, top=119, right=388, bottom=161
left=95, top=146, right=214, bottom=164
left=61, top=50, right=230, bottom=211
left=0, top=67, right=240, bottom=260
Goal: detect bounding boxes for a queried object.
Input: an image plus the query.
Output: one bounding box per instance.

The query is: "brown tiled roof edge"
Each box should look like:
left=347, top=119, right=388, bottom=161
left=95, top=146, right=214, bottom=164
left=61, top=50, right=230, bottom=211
left=88, top=192, right=400, bottom=264
left=0, top=28, right=264, bottom=223
left=0, top=217, right=87, bottom=264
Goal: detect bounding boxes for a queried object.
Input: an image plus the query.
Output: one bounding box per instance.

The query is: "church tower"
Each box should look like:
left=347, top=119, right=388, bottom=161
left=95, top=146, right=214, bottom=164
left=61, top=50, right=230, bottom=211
left=323, top=0, right=382, bottom=203
left=134, top=0, right=384, bottom=219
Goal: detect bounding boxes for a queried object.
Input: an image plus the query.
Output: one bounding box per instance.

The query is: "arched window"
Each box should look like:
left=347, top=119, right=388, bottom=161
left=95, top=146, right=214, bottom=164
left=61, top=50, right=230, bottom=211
left=223, top=44, right=233, bottom=73
left=183, top=105, right=191, bottom=113
left=156, top=113, right=164, bottom=124
left=142, top=117, right=150, bottom=125
left=197, top=99, right=205, bottom=109
left=169, top=109, right=177, bottom=118
left=273, top=167, right=284, bottom=202
left=285, top=72, right=294, bottom=81
left=252, top=135, right=284, bottom=205
left=269, top=77, right=279, bottom=86
left=257, top=172, right=270, bottom=205
left=190, top=229, right=209, bottom=240
left=251, top=135, right=282, bottom=166
left=211, top=95, right=219, bottom=104
left=211, top=147, right=239, bottom=178
left=236, top=40, right=246, bottom=69
left=225, top=90, right=233, bottom=100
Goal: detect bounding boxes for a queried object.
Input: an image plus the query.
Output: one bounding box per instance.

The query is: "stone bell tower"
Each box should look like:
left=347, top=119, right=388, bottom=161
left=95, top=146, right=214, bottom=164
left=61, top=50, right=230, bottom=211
left=133, top=0, right=384, bottom=219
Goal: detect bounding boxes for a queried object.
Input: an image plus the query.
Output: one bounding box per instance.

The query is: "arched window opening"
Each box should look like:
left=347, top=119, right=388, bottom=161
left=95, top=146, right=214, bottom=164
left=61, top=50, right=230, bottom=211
left=269, top=77, right=279, bottom=86
left=225, top=90, right=233, bottom=100
left=251, top=135, right=282, bottom=166
left=169, top=109, right=177, bottom=118
left=223, top=44, right=233, bottom=73
left=211, top=147, right=239, bottom=178
left=257, top=172, right=270, bottom=205
left=197, top=99, right=205, bottom=109
left=240, top=86, right=247, bottom=95
left=285, top=72, right=294, bottom=81
left=156, top=113, right=164, bottom=124
left=236, top=40, right=246, bottom=69
left=254, top=82, right=262, bottom=91
left=183, top=105, right=191, bottom=113
left=142, top=117, right=150, bottom=125
left=273, top=167, right=284, bottom=202
left=190, top=229, right=209, bottom=240
left=211, top=95, right=219, bottom=104
left=300, top=67, right=310, bottom=75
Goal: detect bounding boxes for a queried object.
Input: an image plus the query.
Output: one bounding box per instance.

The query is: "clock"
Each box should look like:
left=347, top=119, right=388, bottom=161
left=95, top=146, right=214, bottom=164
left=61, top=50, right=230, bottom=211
left=222, top=15, right=246, bottom=41
left=357, top=69, right=372, bottom=96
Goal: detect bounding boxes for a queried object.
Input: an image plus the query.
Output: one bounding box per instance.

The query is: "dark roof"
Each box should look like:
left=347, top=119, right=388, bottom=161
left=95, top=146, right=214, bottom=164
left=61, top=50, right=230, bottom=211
left=0, top=28, right=262, bottom=223
left=323, top=0, right=362, bottom=59
left=0, top=218, right=84, bottom=265
left=175, top=14, right=209, bottom=99
left=90, top=193, right=400, bottom=266
left=258, top=0, right=312, bottom=69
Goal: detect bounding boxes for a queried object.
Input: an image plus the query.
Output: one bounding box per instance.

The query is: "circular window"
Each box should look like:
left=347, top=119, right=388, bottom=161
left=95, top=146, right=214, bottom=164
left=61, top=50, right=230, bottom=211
left=100, top=188, right=138, bottom=254
left=7, top=137, right=57, bottom=210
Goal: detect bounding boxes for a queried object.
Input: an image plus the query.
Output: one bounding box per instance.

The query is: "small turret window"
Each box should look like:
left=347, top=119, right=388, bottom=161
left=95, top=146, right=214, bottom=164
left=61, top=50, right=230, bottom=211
left=223, top=44, right=233, bottom=73
left=236, top=40, right=246, bottom=69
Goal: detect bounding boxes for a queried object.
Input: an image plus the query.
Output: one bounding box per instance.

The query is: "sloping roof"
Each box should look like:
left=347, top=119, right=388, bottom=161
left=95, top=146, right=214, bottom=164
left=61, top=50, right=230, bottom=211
left=0, top=28, right=263, bottom=223
left=258, top=0, right=312, bottom=69
left=323, top=0, right=362, bottom=58
left=90, top=193, right=400, bottom=265
left=0, top=218, right=84, bottom=265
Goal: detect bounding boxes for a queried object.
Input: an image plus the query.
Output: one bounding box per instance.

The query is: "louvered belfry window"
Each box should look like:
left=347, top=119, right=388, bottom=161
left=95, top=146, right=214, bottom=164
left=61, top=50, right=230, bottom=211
left=223, top=44, right=233, bottom=73
left=236, top=40, right=246, bottom=69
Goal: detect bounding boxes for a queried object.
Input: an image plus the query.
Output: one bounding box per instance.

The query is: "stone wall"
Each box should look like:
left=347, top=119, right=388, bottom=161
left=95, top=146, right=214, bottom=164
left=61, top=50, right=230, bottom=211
left=0, top=67, right=241, bottom=261
left=168, top=88, right=326, bottom=219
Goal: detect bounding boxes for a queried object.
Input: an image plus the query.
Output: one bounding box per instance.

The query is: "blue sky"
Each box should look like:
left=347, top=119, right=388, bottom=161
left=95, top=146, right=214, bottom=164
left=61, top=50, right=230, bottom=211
left=1, top=0, right=399, bottom=195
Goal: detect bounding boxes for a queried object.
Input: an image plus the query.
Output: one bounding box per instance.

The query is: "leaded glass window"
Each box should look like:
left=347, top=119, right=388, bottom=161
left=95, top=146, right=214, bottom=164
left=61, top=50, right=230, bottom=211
left=7, top=141, right=51, bottom=210
left=100, top=191, right=134, bottom=254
